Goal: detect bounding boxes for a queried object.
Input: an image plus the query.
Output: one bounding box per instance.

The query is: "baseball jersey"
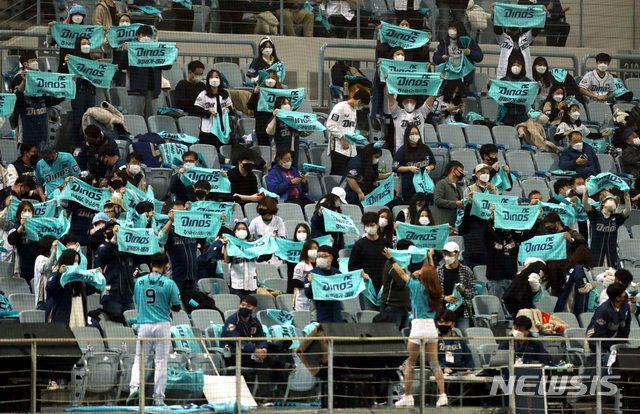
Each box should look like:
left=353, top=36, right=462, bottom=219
left=390, top=103, right=429, bottom=152
left=194, top=91, right=233, bottom=134
left=326, top=101, right=357, bottom=157
left=579, top=70, right=615, bottom=97
left=134, top=272, right=181, bottom=324
left=35, top=152, right=80, bottom=195
left=555, top=121, right=591, bottom=137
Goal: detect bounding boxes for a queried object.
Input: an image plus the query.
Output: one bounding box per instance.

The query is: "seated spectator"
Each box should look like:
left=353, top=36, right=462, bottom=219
left=266, top=149, right=313, bottom=208
left=123, top=152, right=147, bottom=191
left=377, top=208, right=396, bottom=244
left=36, top=142, right=81, bottom=196
left=597, top=269, right=633, bottom=305
left=174, top=60, right=205, bottom=114
left=266, top=97, right=303, bottom=167
left=227, top=152, right=261, bottom=205
left=532, top=57, right=558, bottom=100
left=480, top=144, right=511, bottom=186
left=193, top=179, right=237, bottom=203
left=612, top=118, right=639, bottom=150
left=579, top=53, right=615, bottom=103
left=310, top=190, right=345, bottom=260
left=222, top=222, right=258, bottom=297
left=306, top=245, right=344, bottom=322
left=77, top=125, right=118, bottom=179
left=7, top=200, right=38, bottom=283
left=169, top=151, right=201, bottom=203
left=498, top=315, right=552, bottom=364
left=192, top=70, right=233, bottom=150
left=436, top=309, right=474, bottom=373
left=433, top=161, right=465, bottom=227
left=554, top=245, right=596, bottom=317
left=292, top=239, right=319, bottom=311
left=283, top=0, right=314, bottom=37
left=553, top=103, right=611, bottom=142
left=340, top=143, right=392, bottom=207
left=396, top=192, right=428, bottom=225
left=621, top=129, right=640, bottom=179
left=558, top=131, right=601, bottom=178
left=6, top=143, right=38, bottom=186
left=542, top=86, right=569, bottom=125
left=392, top=127, right=436, bottom=203
left=463, top=164, right=499, bottom=199
left=426, top=79, right=464, bottom=125
left=98, top=145, right=126, bottom=184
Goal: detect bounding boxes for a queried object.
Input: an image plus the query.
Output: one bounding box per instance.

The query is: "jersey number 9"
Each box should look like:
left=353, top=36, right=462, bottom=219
left=145, top=288, right=156, bottom=304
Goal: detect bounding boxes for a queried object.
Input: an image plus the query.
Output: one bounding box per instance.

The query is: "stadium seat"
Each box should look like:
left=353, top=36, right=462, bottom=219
left=597, top=153, right=615, bottom=173
left=8, top=293, right=34, bottom=313
left=256, top=309, right=291, bottom=328
left=19, top=309, right=45, bottom=323
left=190, top=143, right=221, bottom=170
left=618, top=239, right=640, bottom=265
left=340, top=204, right=362, bottom=223
left=238, top=118, right=256, bottom=138
left=625, top=78, right=640, bottom=97
left=533, top=152, right=560, bottom=173
left=578, top=312, right=594, bottom=328
left=255, top=294, right=276, bottom=311
left=178, top=116, right=202, bottom=138
left=170, top=310, right=191, bottom=326
left=553, top=312, right=580, bottom=329
left=145, top=168, right=173, bottom=200
left=613, top=103, right=637, bottom=114
left=0, top=277, right=31, bottom=296
left=262, top=278, right=287, bottom=292
left=277, top=294, right=295, bottom=312
left=123, top=114, right=148, bottom=138
left=502, top=179, right=523, bottom=198
left=148, top=115, right=179, bottom=134
left=304, top=204, right=317, bottom=222
left=255, top=263, right=281, bottom=286
left=464, top=327, right=497, bottom=367
left=283, top=354, right=321, bottom=403
left=292, top=310, right=312, bottom=329
left=305, top=172, right=325, bottom=201
left=533, top=296, right=558, bottom=314
left=191, top=309, right=225, bottom=331
left=472, top=295, right=512, bottom=336
left=213, top=62, right=253, bottom=91
left=437, top=124, right=467, bottom=149
left=521, top=178, right=552, bottom=200
left=473, top=73, right=490, bottom=94
left=355, top=310, right=380, bottom=323
left=505, top=150, right=537, bottom=178
left=585, top=102, right=613, bottom=124
left=423, top=123, right=438, bottom=143
left=449, top=149, right=480, bottom=172
left=479, top=98, right=498, bottom=122
left=86, top=294, right=101, bottom=312
left=464, top=124, right=494, bottom=146
left=108, top=87, right=132, bottom=114
left=277, top=203, right=305, bottom=224
left=626, top=210, right=640, bottom=230
left=284, top=220, right=304, bottom=239
left=197, top=278, right=230, bottom=296
left=618, top=226, right=631, bottom=241
left=0, top=139, right=19, bottom=167
left=164, top=62, right=185, bottom=90
left=492, top=126, right=520, bottom=150
left=322, top=175, right=343, bottom=194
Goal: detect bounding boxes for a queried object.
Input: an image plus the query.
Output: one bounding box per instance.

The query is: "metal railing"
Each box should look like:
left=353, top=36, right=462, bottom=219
left=581, top=53, right=640, bottom=80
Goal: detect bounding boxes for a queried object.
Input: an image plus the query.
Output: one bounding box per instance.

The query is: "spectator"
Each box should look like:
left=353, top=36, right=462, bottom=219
left=394, top=3, right=427, bottom=31
left=433, top=21, right=484, bottom=94
left=169, top=151, right=201, bottom=203
left=377, top=207, right=396, bottom=244
left=539, top=0, right=570, bottom=47
left=247, top=70, right=283, bottom=147
left=621, top=129, right=640, bottom=178
left=392, top=126, right=436, bottom=203
left=47, top=5, right=88, bottom=71
left=111, top=12, right=132, bottom=87
left=326, top=90, right=370, bottom=176
left=292, top=239, right=319, bottom=311
left=93, top=0, right=120, bottom=29
left=196, top=226, right=232, bottom=282
left=266, top=149, right=313, bottom=207
left=543, top=212, right=586, bottom=258
left=554, top=245, right=596, bottom=317
left=249, top=196, right=286, bottom=265
left=222, top=222, right=258, bottom=297
left=121, top=25, right=172, bottom=118
left=107, top=170, right=127, bottom=195
left=6, top=143, right=38, bottom=187
left=76, top=125, right=118, bottom=179
left=502, top=257, right=547, bottom=316
left=426, top=79, right=464, bottom=124
left=528, top=190, right=543, bottom=204
left=228, top=153, right=261, bottom=205
left=283, top=0, right=314, bottom=37
left=558, top=131, right=602, bottom=178
left=193, top=179, right=236, bottom=203
left=127, top=253, right=181, bottom=408
left=498, top=315, right=552, bottom=364
left=542, top=86, right=569, bottom=125
left=98, top=145, right=126, bottom=182
left=66, top=175, right=100, bottom=246
left=310, top=192, right=345, bottom=261
left=13, top=51, right=65, bottom=145
left=567, top=176, right=590, bottom=239
left=376, top=22, right=431, bottom=63
left=463, top=164, right=499, bottom=199
left=379, top=240, right=415, bottom=330
left=340, top=143, right=392, bottom=206
left=612, top=119, right=639, bottom=150
left=553, top=103, right=611, bottom=142
left=284, top=223, right=311, bottom=293
left=436, top=309, right=474, bottom=373
left=123, top=152, right=147, bottom=191
left=158, top=201, right=198, bottom=295
left=579, top=53, right=615, bottom=103
left=323, top=0, right=373, bottom=39
left=246, top=37, right=281, bottom=84
left=349, top=212, right=393, bottom=309
left=307, top=245, right=347, bottom=322
left=479, top=143, right=512, bottom=186
left=34, top=236, right=57, bottom=310
left=438, top=241, right=475, bottom=332
left=60, top=36, right=96, bottom=149
left=495, top=58, right=531, bottom=126
left=265, top=97, right=303, bottom=167
left=7, top=200, right=38, bottom=283
left=36, top=142, right=81, bottom=196
left=193, top=70, right=233, bottom=150
left=396, top=192, right=428, bottom=225
left=387, top=90, right=430, bottom=154
left=584, top=191, right=630, bottom=268
left=417, top=208, right=436, bottom=227
left=0, top=175, right=36, bottom=211
left=432, top=161, right=465, bottom=227
left=436, top=1, right=467, bottom=39
left=597, top=269, right=633, bottom=305
left=532, top=56, right=557, bottom=99
left=168, top=0, right=194, bottom=32
left=174, top=60, right=205, bottom=114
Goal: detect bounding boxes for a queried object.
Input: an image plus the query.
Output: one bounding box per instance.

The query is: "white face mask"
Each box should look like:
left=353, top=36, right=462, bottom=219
left=129, top=164, right=141, bottom=175
left=28, top=61, right=39, bottom=71
left=296, top=232, right=307, bottom=242
left=572, top=142, right=583, bottom=151
left=535, top=66, right=547, bottom=74
left=597, top=63, right=608, bottom=72
left=139, top=36, right=152, bottom=43
left=404, top=103, right=415, bottom=113
left=393, top=55, right=405, bottom=61
left=264, top=78, right=276, bottom=87
left=570, top=111, right=580, bottom=120
left=511, top=66, right=522, bottom=76
left=307, top=249, right=317, bottom=260
left=378, top=217, right=388, bottom=228
left=235, top=229, right=248, bottom=240
left=564, top=189, right=572, bottom=198
left=80, top=44, right=91, bottom=54
left=280, top=104, right=291, bottom=111
left=184, top=162, right=196, bottom=168
left=365, top=225, right=378, bottom=235
left=605, top=200, right=617, bottom=212
left=71, top=15, right=83, bottom=24
left=93, top=222, right=105, bottom=231
left=575, top=184, right=586, bottom=195
left=418, top=216, right=430, bottom=226
left=262, top=48, right=273, bottom=57
left=21, top=212, right=33, bottom=219
left=371, top=157, right=380, bottom=165
left=119, top=21, right=130, bottom=26
left=409, top=134, right=420, bottom=144
left=444, top=255, right=456, bottom=265
left=316, top=257, right=329, bottom=269
left=633, top=138, right=640, bottom=146
left=553, top=94, right=564, bottom=102
left=281, top=161, right=292, bottom=170
left=478, top=173, right=490, bottom=183
left=448, top=29, right=457, bottom=38
left=209, top=77, right=220, bottom=87
left=512, top=330, right=525, bottom=338
left=192, top=75, right=203, bottom=83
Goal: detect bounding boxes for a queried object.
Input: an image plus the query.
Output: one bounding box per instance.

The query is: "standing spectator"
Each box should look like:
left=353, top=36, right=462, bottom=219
left=620, top=129, right=640, bottom=178
left=13, top=51, right=65, bottom=145
left=121, top=25, right=172, bottom=118
left=323, top=0, right=373, bottom=39
left=0, top=175, right=36, bottom=210
left=65, top=175, right=100, bottom=246
left=539, top=0, right=570, bottom=47
left=553, top=103, right=611, bottom=142
left=111, top=12, right=132, bottom=87
left=584, top=191, right=631, bottom=268
left=377, top=208, right=396, bottom=245
left=76, top=125, right=118, bottom=179
left=34, top=236, right=57, bottom=310
left=7, top=200, right=38, bottom=283
left=47, top=5, right=88, bottom=71
left=169, top=151, right=201, bottom=203
left=543, top=212, right=586, bottom=258
left=379, top=240, right=415, bottom=330
left=123, top=152, right=147, bottom=191
left=98, top=145, right=126, bottom=181
left=266, top=97, right=303, bottom=166
left=168, top=0, right=194, bottom=32
left=396, top=192, right=428, bottom=225
left=92, top=0, right=120, bottom=29
left=247, top=71, right=283, bottom=147
left=266, top=149, right=313, bottom=208
left=248, top=196, right=286, bottom=265
left=158, top=201, right=198, bottom=295
left=340, top=143, right=392, bottom=207
left=495, top=59, right=531, bottom=126
left=426, top=79, right=464, bottom=124
left=394, top=2, right=427, bottom=30
left=463, top=164, right=499, bottom=199
left=285, top=223, right=312, bottom=293
left=246, top=37, right=281, bottom=84
left=392, top=127, right=436, bottom=203
left=579, top=53, right=615, bottom=103
left=283, top=0, right=314, bottom=37
left=502, top=257, right=547, bottom=316
left=436, top=0, right=467, bottom=39
left=310, top=192, right=345, bottom=260
left=558, top=131, right=602, bottom=178
left=433, top=161, right=465, bottom=227
left=349, top=212, right=393, bottom=309
left=6, top=143, right=38, bottom=186
left=127, top=253, right=181, bottom=408
left=307, top=246, right=347, bottom=322
left=479, top=144, right=511, bottom=184
left=554, top=245, right=596, bottom=317
left=437, top=241, right=475, bottom=333
left=387, top=91, right=430, bottom=154
left=36, top=142, right=81, bottom=195
left=222, top=222, right=258, bottom=297
left=193, top=70, right=233, bottom=150
left=292, top=239, right=319, bottom=311
left=45, top=249, right=94, bottom=326
left=228, top=153, right=261, bottom=206
left=532, top=57, right=557, bottom=99
left=326, top=90, right=370, bottom=176
left=174, top=60, right=205, bottom=114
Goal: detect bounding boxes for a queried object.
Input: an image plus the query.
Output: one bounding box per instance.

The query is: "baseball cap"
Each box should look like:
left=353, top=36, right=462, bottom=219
left=474, top=163, right=490, bottom=174
left=443, top=241, right=460, bottom=253
left=331, top=187, right=347, bottom=205
left=622, top=128, right=635, bottom=140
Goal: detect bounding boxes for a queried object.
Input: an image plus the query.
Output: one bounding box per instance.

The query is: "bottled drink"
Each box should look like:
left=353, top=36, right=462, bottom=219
left=381, top=159, right=387, bottom=173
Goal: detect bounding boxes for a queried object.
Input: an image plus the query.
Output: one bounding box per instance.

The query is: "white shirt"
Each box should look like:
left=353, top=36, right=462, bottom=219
left=229, top=256, right=258, bottom=291
left=326, top=0, right=354, bottom=20
left=194, top=91, right=233, bottom=134
left=393, top=0, right=421, bottom=11
left=390, top=102, right=429, bottom=152
left=293, top=261, right=314, bottom=311
left=33, top=255, right=49, bottom=306
left=496, top=30, right=535, bottom=79
left=432, top=96, right=460, bottom=123
left=326, top=101, right=357, bottom=157
left=249, top=215, right=286, bottom=266
left=555, top=121, right=592, bottom=137
left=579, top=70, right=615, bottom=98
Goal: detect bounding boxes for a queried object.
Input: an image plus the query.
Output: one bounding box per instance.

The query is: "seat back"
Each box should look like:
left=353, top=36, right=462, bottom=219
left=277, top=294, right=295, bottom=312
left=472, top=295, right=506, bottom=319
left=178, top=116, right=202, bottom=138
left=492, top=125, right=520, bottom=149
left=533, top=152, right=559, bottom=172
left=437, top=124, right=467, bottom=149
left=464, top=124, right=494, bottom=146
left=145, top=168, right=173, bottom=200
left=505, top=150, right=536, bottom=178
left=8, top=293, right=34, bottom=313
left=123, top=114, right=148, bottom=137
left=0, top=277, right=31, bottom=296
left=533, top=296, right=558, bottom=314
left=190, top=143, right=220, bottom=169
left=553, top=312, right=581, bottom=329
left=213, top=62, right=244, bottom=89
left=147, top=115, right=178, bottom=134
left=191, top=309, right=224, bottom=330
left=521, top=178, right=552, bottom=200
left=213, top=294, right=240, bottom=313
left=108, top=87, right=131, bottom=114
left=19, top=309, right=45, bottom=323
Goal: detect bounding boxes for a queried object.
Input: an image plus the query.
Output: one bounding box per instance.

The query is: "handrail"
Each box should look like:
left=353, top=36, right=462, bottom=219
left=581, top=52, right=640, bottom=77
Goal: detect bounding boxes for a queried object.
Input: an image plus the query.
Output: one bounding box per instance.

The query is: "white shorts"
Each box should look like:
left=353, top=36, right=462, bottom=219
left=408, top=318, right=438, bottom=345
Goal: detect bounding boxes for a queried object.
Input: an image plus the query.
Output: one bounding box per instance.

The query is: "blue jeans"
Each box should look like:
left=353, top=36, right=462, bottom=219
left=455, top=316, right=470, bottom=334
left=486, top=280, right=512, bottom=298
left=380, top=306, right=409, bottom=330
left=71, top=86, right=96, bottom=147
left=315, top=301, right=343, bottom=323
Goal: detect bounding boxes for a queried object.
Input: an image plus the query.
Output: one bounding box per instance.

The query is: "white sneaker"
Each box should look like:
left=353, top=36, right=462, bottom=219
left=395, top=394, right=414, bottom=407
left=436, top=394, right=449, bottom=407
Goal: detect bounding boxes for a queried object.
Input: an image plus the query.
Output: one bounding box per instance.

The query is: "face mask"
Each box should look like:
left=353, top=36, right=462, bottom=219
left=478, top=173, right=490, bottom=182
left=44, top=157, right=54, bottom=164
left=258, top=207, right=268, bottom=216
left=605, top=200, right=617, bottom=212
left=448, top=30, right=457, bottom=38
left=455, top=170, right=464, bottom=179
left=195, top=190, right=208, bottom=199
left=488, top=157, right=498, bottom=165
left=21, top=212, right=33, bottom=219
left=280, top=104, right=291, bottom=111
left=238, top=307, right=252, bottom=318
left=80, top=44, right=91, bottom=54
left=553, top=94, right=564, bottom=102
left=511, top=66, right=522, bottom=76
left=572, top=142, right=583, bottom=151
left=262, top=48, right=273, bottom=56
left=71, top=15, right=83, bottom=24
left=438, top=325, right=452, bottom=335
left=139, top=36, right=152, bottom=43
left=597, top=63, right=608, bottom=72
left=570, top=111, right=581, bottom=120
left=192, top=75, right=203, bottom=83
left=378, top=217, right=388, bottom=228
left=535, top=66, right=547, bottom=74
left=128, top=164, right=141, bottom=175
left=184, top=162, right=196, bottom=168
left=564, top=189, right=572, bottom=198
left=575, top=185, right=586, bottom=195
left=111, top=180, right=124, bottom=190
left=209, top=77, right=220, bottom=87
left=409, top=134, right=420, bottom=144
left=634, top=138, right=640, bottom=146
left=242, top=162, right=255, bottom=171
left=335, top=201, right=341, bottom=208
left=296, top=232, right=307, bottom=242
left=307, top=249, right=317, bottom=259
left=444, top=256, right=456, bottom=265
left=393, top=55, right=405, bottom=61
left=418, top=216, right=430, bottom=226
left=546, top=226, right=558, bottom=234
left=512, top=330, right=525, bottom=338
left=119, top=21, right=130, bottom=26
left=281, top=161, right=292, bottom=170
left=371, top=157, right=380, bottom=165
left=404, top=103, right=415, bottom=113
left=28, top=61, right=39, bottom=71
left=94, top=222, right=105, bottom=231
left=316, top=257, right=329, bottom=269
left=365, top=225, right=378, bottom=236
left=264, top=78, right=276, bottom=87
left=235, top=229, right=248, bottom=240
left=105, top=230, right=114, bottom=240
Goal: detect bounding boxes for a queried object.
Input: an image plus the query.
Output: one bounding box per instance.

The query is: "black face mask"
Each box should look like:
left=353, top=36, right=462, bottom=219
left=489, top=157, right=498, bottom=164
left=455, top=171, right=464, bottom=180
left=242, top=163, right=255, bottom=171
left=111, top=180, right=124, bottom=190
left=258, top=207, right=268, bottom=216
left=437, top=325, right=452, bottom=335
left=28, top=154, right=39, bottom=164
left=105, top=231, right=114, bottom=240
left=546, top=226, right=559, bottom=234
left=195, top=190, right=208, bottom=199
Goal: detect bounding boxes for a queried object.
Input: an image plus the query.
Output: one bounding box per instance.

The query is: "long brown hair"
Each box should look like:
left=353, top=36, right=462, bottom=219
left=419, top=265, right=443, bottom=310
left=568, top=245, right=593, bottom=271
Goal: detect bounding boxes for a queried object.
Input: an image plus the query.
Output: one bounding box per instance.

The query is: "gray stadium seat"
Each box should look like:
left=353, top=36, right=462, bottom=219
left=0, top=277, right=31, bottom=296
left=505, top=151, right=537, bottom=178
left=438, top=124, right=467, bottom=149
left=533, top=152, right=560, bottom=173
left=277, top=294, right=295, bottom=312
left=492, top=126, right=520, bottom=150
left=147, top=115, right=179, bottom=134
left=262, top=278, right=287, bottom=292
left=19, top=309, right=45, bottom=323
left=108, top=87, right=131, bottom=114
left=521, top=178, right=552, bottom=200
left=197, top=278, right=229, bottom=296
left=170, top=310, right=191, bottom=326
left=292, top=310, right=312, bottom=329
left=472, top=295, right=512, bottom=336
left=277, top=203, right=306, bottom=224
left=597, top=154, right=615, bottom=173
left=255, top=293, right=276, bottom=311
left=213, top=294, right=240, bottom=313
left=178, top=116, right=202, bottom=138
left=533, top=296, right=557, bottom=314
left=256, top=263, right=282, bottom=285
left=190, top=143, right=221, bottom=169
left=450, top=149, right=480, bottom=172
left=464, top=124, right=494, bottom=146
left=123, top=114, right=148, bottom=137
left=8, top=293, right=34, bottom=313
left=191, top=309, right=225, bottom=331
left=145, top=168, right=173, bottom=200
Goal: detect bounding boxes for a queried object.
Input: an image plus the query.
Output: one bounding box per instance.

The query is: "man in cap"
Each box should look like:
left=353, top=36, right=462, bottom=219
left=437, top=241, right=476, bottom=333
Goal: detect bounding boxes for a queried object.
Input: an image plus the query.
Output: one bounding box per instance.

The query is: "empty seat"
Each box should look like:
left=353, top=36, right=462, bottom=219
left=585, top=102, right=612, bottom=123
left=123, top=114, right=148, bottom=138
left=464, top=124, right=494, bottom=146
left=450, top=149, right=480, bottom=172
left=108, top=87, right=131, bottom=114
left=256, top=263, right=281, bottom=285
left=178, top=116, right=202, bottom=138
left=145, top=168, right=173, bottom=200
left=8, top=293, right=34, bottom=313
left=0, top=277, right=31, bottom=296
left=147, top=115, right=179, bottom=134
left=533, top=152, right=560, bottom=173
left=19, top=309, right=45, bottom=323
left=213, top=294, right=240, bottom=313
left=597, top=153, right=615, bottom=173
left=479, top=98, right=498, bottom=121
left=276, top=203, right=306, bottom=224
left=213, top=62, right=252, bottom=90
left=191, top=309, right=225, bottom=331
left=505, top=150, right=537, bottom=178
left=437, top=124, right=467, bottom=148
left=492, top=125, right=520, bottom=150
left=277, top=294, right=295, bottom=312
left=521, top=178, right=552, bottom=200
left=197, top=278, right=229, bottom=296
left=190, top=143, right=220, bottom=169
